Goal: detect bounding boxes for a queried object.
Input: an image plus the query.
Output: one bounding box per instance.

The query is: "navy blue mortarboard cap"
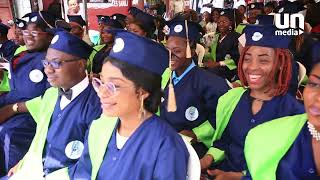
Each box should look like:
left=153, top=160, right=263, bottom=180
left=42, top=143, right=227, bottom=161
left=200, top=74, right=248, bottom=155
left=128, top=7, right=144, bottom=17
left=256, top=15, right=274, bottom=25
left=108, top=30, right=168, bottom=75
left=111, top=13, right=126, bottom=26
left=68, top=15, right=86, bottom=27
left=220, top=9, right=235, bottom=22
left=22, top=11, right=56, bottom=29
left=166, top=15, right=202, bottom=42
left=244, top=25, right=291, bottom=48
left=248, top=2, right=264, bottom=11
left=97, top=15, right=107, bottom=23
left=0, top=22, right=10, bottom=35
left=274, top=1, right=306, bottom=14
left=99, top=16, right=123, bottom=29
left=15, top=18, right=27, bottom=29
left=133, top=11, right=155, bottom=33
left=49, top=31, right=93, bottom=59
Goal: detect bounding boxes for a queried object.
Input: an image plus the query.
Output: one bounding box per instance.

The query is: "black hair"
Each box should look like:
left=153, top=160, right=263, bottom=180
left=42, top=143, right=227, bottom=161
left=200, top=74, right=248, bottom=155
left=103, top=57, right=162, bottom=114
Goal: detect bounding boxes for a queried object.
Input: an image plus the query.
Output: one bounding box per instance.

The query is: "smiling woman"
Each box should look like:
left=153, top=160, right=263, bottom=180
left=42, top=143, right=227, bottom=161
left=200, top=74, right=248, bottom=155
left=243, top=62, right=320, bottom=179
left=201, top=25, right=305, bottom=179
left=69, top=30, right=189, bottom=180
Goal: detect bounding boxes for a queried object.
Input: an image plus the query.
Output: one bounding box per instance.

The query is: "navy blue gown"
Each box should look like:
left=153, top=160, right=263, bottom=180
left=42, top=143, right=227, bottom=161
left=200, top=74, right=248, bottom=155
left=0, top=40, right=18, bottom=60
left=0, top=51, right=49, bottom=176
left=42, top=84, right=102, bottom=175
left=160, top=66, right=229, bottom=132
left=212, top=90, right=305, bottom=172
left=69, top=115, right=189, bottom=180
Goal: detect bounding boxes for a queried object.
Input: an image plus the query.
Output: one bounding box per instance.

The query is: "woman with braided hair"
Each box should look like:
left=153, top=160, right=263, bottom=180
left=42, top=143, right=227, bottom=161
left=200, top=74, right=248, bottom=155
left=200, top=25, right=305, bottom=180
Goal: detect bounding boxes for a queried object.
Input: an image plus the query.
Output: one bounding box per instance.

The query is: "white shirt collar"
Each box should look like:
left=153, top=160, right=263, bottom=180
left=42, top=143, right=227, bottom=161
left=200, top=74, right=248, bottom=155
left=60, top=76, right=89, bottom=110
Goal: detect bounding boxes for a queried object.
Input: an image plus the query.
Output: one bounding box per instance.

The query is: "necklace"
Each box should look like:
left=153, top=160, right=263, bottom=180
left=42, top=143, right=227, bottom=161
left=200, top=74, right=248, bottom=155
left=251, top=96, right=266, bottom=102
left=307, top=122, right=320, bottom=141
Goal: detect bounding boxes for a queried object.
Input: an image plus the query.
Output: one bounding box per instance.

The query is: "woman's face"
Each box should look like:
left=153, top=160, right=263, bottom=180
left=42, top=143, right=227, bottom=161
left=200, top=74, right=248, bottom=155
left=304, top=64, right=320, bottom=129
left=238, top=6, right=246, bottom=15
left=100, top=25, right=114, bottom=44
left=23, top=23, right=52, bottom=51
left=166, top=36, right=191, bottom=72
left=242, top=46, right=276, bottom=92
left=128, top=23, right=146, bottom=37
left=217, top=16, right=232, bottom=33
left=211, top=10, right=220, bottom=22
left=98, top=61, right=140, bottom=117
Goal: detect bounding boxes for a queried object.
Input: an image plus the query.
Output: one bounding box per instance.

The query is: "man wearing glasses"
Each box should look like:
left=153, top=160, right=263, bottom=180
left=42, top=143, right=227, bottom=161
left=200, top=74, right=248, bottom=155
left=0, top=11, right=55, bottom=177
left=3, top=30, right=102, bottom=179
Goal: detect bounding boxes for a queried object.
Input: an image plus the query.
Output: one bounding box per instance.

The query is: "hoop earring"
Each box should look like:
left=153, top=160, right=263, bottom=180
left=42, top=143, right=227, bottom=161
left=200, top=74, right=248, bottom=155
left=229, top=26, right=233, bottom=31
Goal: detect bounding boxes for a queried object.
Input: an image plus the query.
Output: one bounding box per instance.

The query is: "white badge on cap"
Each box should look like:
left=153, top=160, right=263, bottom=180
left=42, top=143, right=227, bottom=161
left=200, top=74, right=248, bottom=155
left=113, top=16, right=117, bottom=20
left=29, top=69, right=44, bottom=83
left=185, top=106, right=199, bottom=121
left=174, top=24, right=183, bottom=33
left=252, top=32, right=263, bottom=42
left=113, top=38, right=125, bottom=53
left=220, top=11, right=225, bottom=15
left=278, top=7, right=284, bottom=13
left=251, top=4, right=255, bottom=9
left=18, top=22, right=24, bottom=28
left=65, top=140, right=84, bottom=160
left=51, top=35, right=59, bottom=44
left=31, top=16, right=38, bottom=22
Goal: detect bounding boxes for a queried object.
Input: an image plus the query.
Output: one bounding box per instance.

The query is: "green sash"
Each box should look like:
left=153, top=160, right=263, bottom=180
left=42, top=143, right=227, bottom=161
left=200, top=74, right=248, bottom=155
left=87, top=44, right=106, bottom=73
left=16, top=88, right=59, bottom=173
left=244, top=113, right=307, bottom=180
left=13, top=45, right=27, bottom=56
left=0, top=71, right=10, bottom=92
left=88, top=115, right=118, bottom=180
left=235, top=24, right=246, bottom=34
left=207, top=87, right=246, bottom=162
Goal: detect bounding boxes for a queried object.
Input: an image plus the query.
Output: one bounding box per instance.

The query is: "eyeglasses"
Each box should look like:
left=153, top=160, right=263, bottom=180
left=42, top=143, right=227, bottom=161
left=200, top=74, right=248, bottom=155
left=22, top=30, right=48, bottom=37
left=92, top=77, right=119, bottom=96
left=42, top=58, right=82, bottom=69
left=92, top=77, right=133, bottom=97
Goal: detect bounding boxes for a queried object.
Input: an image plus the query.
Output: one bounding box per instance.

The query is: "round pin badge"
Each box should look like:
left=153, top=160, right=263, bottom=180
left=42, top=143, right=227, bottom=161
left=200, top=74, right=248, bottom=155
left=113, top=38, right=125, bottom=53
left=65, top=140, right=84, bottom=160
left=161, top=97, right=165, bottom=103
left=174, top=24, right=183, bottom=33
left=185, top=106, right=199, bottom=121
left=251, top=4, right=255, bottom=9
left=18, top=22, right=24, bottom=28
left=29, top=69, right=44, bottom=83
left=31, top=16, right=38, bottom=22
left=252, top=32, right=263, bottom=42
left=51, top=35, right=59, bottom=44
left=278, top=7, right=284, bottom=13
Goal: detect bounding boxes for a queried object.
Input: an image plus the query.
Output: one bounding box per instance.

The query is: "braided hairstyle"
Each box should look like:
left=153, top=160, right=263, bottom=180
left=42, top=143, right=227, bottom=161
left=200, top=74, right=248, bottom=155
left=238, top=46, right=293, bottom=96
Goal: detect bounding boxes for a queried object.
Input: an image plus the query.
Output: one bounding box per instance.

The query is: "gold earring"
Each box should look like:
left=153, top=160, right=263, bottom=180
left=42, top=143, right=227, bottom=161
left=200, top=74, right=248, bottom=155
left=139, top=95, right=145, bottom=121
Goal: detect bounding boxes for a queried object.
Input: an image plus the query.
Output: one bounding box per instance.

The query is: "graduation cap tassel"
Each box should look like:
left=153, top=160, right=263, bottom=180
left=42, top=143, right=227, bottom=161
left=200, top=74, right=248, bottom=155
left=185, top=20, right=192, bottom=59
left=167, top=49, right=177, bottom=112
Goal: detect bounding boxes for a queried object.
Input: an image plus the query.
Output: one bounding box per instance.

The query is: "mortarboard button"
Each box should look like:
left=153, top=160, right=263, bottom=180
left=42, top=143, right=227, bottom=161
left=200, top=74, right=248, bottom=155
left=112, top=38, right=125, bottom=53
left=251, top=32, right=263, bottom=42
left=174, top=24, right=183, bottom=33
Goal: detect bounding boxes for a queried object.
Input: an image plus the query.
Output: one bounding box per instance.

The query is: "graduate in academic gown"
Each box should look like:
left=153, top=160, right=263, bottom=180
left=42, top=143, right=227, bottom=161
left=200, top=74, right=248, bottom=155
left=159, top=15, right=229, bottom=157
left=69, top=30, right=189, bottom=180
left=89, top=15, right=123, bottom=74
left=5, top=30, right=102, bottom=179
left=0, top=11, right=55, bottom=176
left=127, top=11, right=156, bottom=39
left=204, top=9, right=241, bottom=81
left=0, top=23, right=18, bottom=60
left=243, top=62, right=320, bottom=180
left=67, top=15, right=86, bottom=39
left=200, top=25, right=305, bottom=180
